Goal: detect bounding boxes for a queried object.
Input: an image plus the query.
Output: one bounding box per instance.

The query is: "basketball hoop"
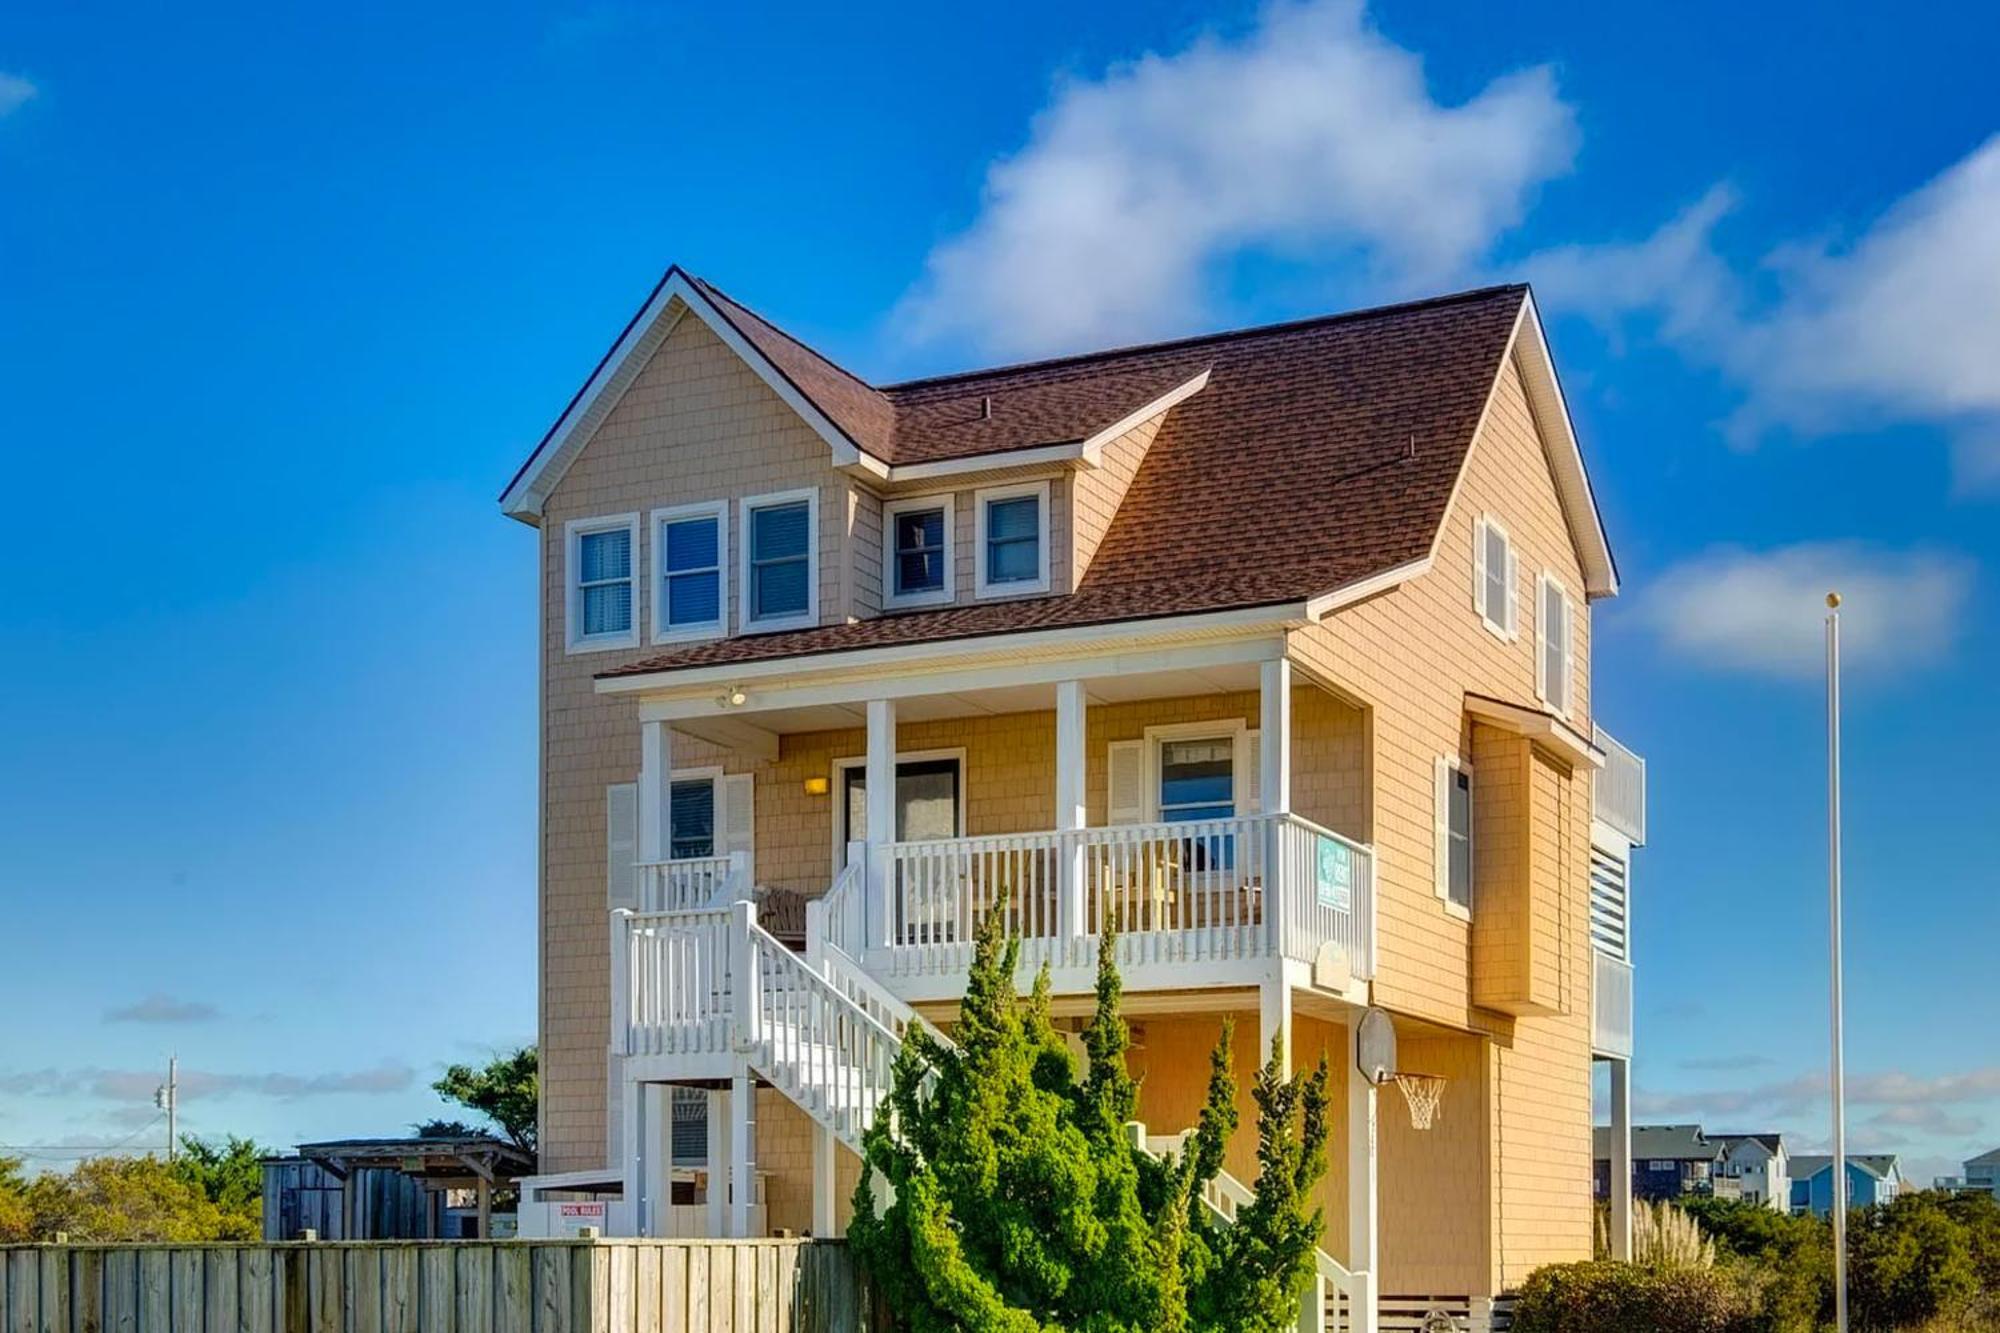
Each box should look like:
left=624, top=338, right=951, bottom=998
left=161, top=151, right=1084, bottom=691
left=1393, top=1072, right=1447, bottom=1130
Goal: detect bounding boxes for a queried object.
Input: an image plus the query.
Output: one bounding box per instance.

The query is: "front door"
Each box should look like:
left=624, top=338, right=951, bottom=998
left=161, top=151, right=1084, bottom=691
left=840, top=758, right=961, bottom=860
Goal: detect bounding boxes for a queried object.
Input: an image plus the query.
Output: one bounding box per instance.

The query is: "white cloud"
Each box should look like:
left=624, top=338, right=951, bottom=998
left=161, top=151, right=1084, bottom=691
left=898, top=0, right=1577, bottom=359
left=1636, top=542, right=1973, bottom=681
left=0, top=1062, right=415, bottom=1103
left=0, top=73, right=35, bottom=118
left=1529, top=136, right=2000, bottom=491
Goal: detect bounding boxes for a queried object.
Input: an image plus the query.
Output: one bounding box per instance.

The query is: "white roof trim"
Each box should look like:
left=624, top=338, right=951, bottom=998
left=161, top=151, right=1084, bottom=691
left=594, top=601, right=1310, bottom=696
left=500, top=269, right=882, bottom=522
left=1303, top=555, right=1433, bottom=619
left=1427, top=293, right=1619, bottom=599
left=1078, top=368, right=1210, bottom=466
left=1464, top=693, right=1605, bottom=769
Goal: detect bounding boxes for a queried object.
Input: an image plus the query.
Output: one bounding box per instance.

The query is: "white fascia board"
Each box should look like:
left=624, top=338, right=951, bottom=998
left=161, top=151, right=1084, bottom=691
left=1303, top=555, right=1433, bottom=619
left=595, top=602, right=1308, bottom=697
left=1422, top=293, right=1619, bottom=601
left=1464, top=693, right=1606, bottom=769
left=868, top=367, right=1210, bottom=485
left=500, top=270, right=887, bottom=520
left=1078, top=368, right=1210, bottom=466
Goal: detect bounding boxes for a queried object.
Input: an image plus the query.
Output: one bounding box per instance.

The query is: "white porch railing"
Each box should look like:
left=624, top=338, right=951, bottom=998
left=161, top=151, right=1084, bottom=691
left=615, top=907, right=735, bottom=1058
left=869, top=813, right=1375, bottom=982
left=636, top=852, right=747, bottom=913
left=1592, top=726, right=1646, bottom=846
left=1592, top=950, right=1634, bottom=1059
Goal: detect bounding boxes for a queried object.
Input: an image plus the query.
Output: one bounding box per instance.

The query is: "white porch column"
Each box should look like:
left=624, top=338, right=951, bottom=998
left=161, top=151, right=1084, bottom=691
left=865, top=699, right=897, bottom=949
left=1055, top=680, right=1087, bottom=948
left=812, top=1127, right=838, bottom=1237
left=639, top=721, right=671, bottom=864
left=621, top=1077, right=648, bottom=1236
left=1608, top=1057, right=1634, bottom=1261
left=1259, top=980, right=1293, bottom=1079
left=1259, top=658, right=1292, bottom=816
left=1348, top=1022, right=1380, bottom=1333
left=706, top=1089, right=728, bottom=1237
left=729, top=1069, right=756, bottom=1237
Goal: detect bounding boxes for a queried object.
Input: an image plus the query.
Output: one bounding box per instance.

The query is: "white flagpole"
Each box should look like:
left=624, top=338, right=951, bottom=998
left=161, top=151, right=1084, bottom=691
left=1826, top=592, right=1848, bottom=1333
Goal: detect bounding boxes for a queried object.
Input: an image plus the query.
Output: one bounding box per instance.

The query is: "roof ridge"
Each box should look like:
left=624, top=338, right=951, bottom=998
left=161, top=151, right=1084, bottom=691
left=878, top=283, right=1530, bottom=391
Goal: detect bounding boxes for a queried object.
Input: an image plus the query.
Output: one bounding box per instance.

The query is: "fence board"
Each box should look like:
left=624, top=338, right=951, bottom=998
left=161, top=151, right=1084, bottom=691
left=0, top=1242, right=864, bottom=1333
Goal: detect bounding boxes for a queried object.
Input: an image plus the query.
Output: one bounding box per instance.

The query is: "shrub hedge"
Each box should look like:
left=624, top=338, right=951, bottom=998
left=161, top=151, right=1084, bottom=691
left=1511, top=1260, right=1753, bottom=1333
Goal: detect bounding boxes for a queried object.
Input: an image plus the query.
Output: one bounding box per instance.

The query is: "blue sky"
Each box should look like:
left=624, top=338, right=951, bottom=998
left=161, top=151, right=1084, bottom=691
left=2, top=1, right=1996, bottom=1184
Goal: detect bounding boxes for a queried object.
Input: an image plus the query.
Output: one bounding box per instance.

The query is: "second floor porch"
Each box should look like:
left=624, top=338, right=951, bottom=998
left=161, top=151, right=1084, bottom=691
left=605, top=633, right=1379, bottom=1009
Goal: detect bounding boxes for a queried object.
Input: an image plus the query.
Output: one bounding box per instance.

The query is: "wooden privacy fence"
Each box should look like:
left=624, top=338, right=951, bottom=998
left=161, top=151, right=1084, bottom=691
left=1, top=1239, right=872, bottom=1333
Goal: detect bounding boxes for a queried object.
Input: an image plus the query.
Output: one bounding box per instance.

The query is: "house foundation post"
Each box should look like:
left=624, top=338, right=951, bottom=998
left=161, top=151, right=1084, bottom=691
left=706, top=1089, right=728, bottom=1237
left=1055, top=680, right=1088, bottom=957
left=730, top=1068, right=756, bottom=1237
left=865, top=699, right=897, bottom=949
left=1609, top=1056, right=1634, bottom=1260
left=1347, top=1020, right=1380, bottom=1333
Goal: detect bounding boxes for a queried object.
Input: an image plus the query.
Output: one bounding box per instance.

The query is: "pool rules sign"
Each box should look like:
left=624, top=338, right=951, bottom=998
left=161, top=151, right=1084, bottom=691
left=1315, top=835, right=1354, bottom=910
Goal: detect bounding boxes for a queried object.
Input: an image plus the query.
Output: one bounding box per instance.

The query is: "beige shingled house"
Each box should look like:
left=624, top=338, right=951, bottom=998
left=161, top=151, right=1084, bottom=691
left=499, top=268, right=1647, bottom=1330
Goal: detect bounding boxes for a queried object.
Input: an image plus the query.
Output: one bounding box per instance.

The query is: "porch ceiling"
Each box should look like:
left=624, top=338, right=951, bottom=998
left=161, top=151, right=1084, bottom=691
left=676, top=660, right=1265, bottom=742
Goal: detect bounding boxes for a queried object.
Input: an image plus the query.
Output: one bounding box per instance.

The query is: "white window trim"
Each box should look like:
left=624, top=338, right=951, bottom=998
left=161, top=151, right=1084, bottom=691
left=1536, top=569, right=1576, bottom=720
left=1473, top=514, right=1519, bottom=642
left=1141, top=719, right=1248, bottom=822
left=973, top=480, right=1051, bottom=599
left=882, top=493, right=956, bottom=609
left=738, top=488, right=820, bottom=634
left=650, top=501, right=729, bottom=645
left=663, top=764, right=724, bottom=860
left=565, top=512, right=641, bottom=654
left=1437, top=753, right=1473, bottom=922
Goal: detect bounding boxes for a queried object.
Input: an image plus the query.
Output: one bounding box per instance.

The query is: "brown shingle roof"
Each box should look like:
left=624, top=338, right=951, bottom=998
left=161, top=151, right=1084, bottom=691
left=600, top=282, right=1528, bottom=680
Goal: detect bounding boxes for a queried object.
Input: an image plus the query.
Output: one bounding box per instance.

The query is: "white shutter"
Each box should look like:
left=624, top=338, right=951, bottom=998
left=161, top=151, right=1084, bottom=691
left=1561, top=594, right=1576, bottom=716
left=607, top=782, right=639, bottom=910
left=1433, top=757, right=1450, bottom=901
left=1472, top=517, right=1489, bottom=616
left=1107, top=740, right=1146, bottom=824
left=1504, top=544, right=1520, bottom=638
left=721, top=773, right=755, bottom=884
left=1535, top=578, right=1550, bottom=705
left=1243, top=730, right=1262, bottom=815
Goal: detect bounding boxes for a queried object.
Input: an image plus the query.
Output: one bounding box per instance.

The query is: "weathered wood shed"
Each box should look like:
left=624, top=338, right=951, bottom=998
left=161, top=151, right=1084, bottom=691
left=261, top=1135, right=534, bottom=1241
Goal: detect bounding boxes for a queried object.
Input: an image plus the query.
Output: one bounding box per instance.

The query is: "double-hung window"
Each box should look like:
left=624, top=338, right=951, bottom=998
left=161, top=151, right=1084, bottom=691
left=668, top=777, right=716, bottom=861
left=884, top=495, right=954, bottom=608
left=652, top=502, right=726, bottom=642
left=740, top=490, right=817, bottom=631
left=566, top=514, right=640, bottom=651
left=1537, top=572, right=1575, bottom=718
left=1436, top=756, right=1473, bottom=916
left=974, top=481, right=1050, bottom=597
left=1157, top=733, right=1238, bottom=873
left=1473, top=515, right=1518, bottom=640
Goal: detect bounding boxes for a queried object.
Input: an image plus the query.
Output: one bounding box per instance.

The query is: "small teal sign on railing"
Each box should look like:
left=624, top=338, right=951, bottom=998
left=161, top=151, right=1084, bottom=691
left=1315, top=836, right=1353, bottom=910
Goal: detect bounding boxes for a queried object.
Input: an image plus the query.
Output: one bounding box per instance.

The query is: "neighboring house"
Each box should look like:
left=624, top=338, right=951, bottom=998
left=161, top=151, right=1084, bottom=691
left=501, top=267, right=1640, bottom=1323
left=1790, top=1155, right=1904, bottom=1215
left=1595, top=1124, right=1722, bottom=1202
left=1713, top=1133, right=1791, bottom=1212
left=1937, top=1148, right=2000, bottom=1195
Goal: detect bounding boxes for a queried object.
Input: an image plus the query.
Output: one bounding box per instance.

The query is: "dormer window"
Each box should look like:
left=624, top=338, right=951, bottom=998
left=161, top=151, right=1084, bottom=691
left=740, top=490, right=818, bottom=632
left=565, top=513, right=640, bottom=652
left=884, top=495, right=955, bottom=608
left=974, top=481, right=1050, bottom=598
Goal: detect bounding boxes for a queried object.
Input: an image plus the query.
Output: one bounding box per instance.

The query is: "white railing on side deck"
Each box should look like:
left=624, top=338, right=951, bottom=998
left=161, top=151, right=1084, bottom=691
left=614, top=907, right=734, bottom=1058
left=1592, top=950, right=1635, bottom=1059
left=1593, top=726, right=1646, bottom=846
left=637, top=853, right=744, bottom=913
left=1081, top=817, right=1269, bottom=967
left=743, top=916, right=904, bottom=1150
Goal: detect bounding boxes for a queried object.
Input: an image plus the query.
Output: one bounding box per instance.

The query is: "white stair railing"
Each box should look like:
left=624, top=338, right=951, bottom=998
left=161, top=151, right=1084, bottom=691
left=614, top=906, right=735, bottom=1058
left=1141, top=1130, right=1368, bottom=1333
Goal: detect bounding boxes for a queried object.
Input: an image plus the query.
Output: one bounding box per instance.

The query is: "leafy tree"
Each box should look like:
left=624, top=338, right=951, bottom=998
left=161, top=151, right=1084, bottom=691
left=433, top=1047, right=537, bottom=1154
left=414, top=1118, right=480, bottom=1139
left=25, top=1155, right=223, bottom=1242
left=0, top=1156, right=31, bottom=1242
left=1847, top=1192, right=1979, bottom=1331
left=172, top=1135, right=265, bottom=1240
left=848, top=912, right=1328, bottom=1332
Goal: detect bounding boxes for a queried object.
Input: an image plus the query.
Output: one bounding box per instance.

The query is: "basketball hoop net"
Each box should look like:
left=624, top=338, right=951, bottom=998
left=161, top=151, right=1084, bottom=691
left=1393, top=1072, right=1447, bottom=1130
